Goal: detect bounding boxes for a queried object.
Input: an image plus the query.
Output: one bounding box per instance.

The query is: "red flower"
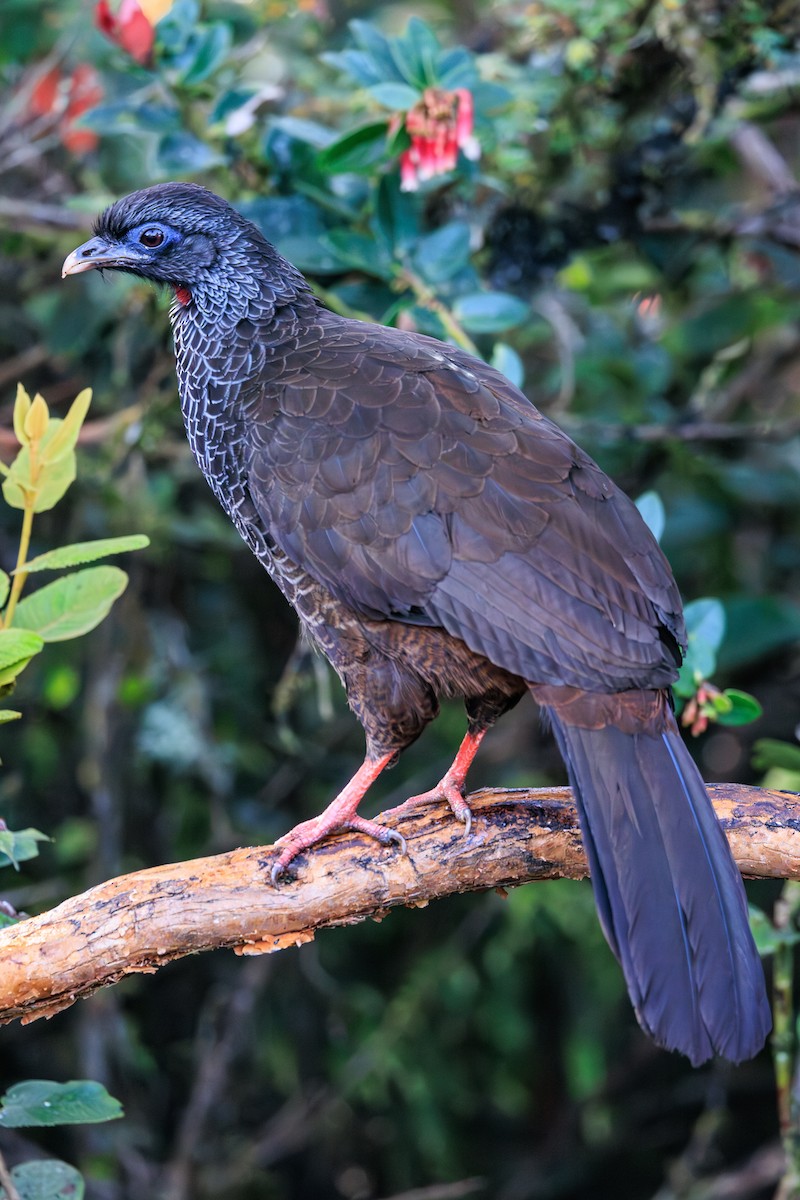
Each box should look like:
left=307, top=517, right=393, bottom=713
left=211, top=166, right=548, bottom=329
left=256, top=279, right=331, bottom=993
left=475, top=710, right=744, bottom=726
left=399, top=87, right=480, bottom=192
left=29, top=65, right=61, bottom=119
left=26, top=62, right=103, bottom=155
left=95, top=0, right=155, bottom=67
left=62, top=65, right=104, bottom=154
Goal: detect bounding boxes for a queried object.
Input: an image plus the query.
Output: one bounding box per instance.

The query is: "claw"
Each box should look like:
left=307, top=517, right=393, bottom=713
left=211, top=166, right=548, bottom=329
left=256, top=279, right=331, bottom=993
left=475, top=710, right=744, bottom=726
left=269, top=751, right=398, bottom=884
left=270, top=809, right=407, bottom=886
left=392, top=778, right=474, bottom=833
left=343, top=817, right=408, bottom=857
left=271, top=858, right=295, bottom=887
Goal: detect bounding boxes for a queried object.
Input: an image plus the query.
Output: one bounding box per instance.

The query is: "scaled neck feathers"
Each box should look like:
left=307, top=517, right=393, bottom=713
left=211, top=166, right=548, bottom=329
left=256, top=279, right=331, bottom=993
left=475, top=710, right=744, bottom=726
left=171, top=228, right=317, bottom=334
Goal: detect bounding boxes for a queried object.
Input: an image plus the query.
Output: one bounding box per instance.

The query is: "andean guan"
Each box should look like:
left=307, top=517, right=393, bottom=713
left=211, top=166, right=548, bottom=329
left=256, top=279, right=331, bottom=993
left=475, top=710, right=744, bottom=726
left=63, top=182, right=770, bottom=1066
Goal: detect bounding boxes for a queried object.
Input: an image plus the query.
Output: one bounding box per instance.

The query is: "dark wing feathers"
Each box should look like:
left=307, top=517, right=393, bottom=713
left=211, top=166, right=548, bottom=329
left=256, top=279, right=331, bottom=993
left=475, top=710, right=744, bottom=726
left=244, top=311, right=683, bottom=690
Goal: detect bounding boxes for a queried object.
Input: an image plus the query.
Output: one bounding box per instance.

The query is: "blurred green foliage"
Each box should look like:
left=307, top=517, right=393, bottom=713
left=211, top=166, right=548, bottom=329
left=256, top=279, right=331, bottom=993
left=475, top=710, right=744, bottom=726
left=0, top=0, right=800, bottom=1197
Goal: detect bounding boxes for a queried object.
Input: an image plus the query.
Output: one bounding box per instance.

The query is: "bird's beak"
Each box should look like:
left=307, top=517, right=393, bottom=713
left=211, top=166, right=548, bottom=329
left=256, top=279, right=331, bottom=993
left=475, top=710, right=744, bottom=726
left=62, top=236, right=133, bottom=278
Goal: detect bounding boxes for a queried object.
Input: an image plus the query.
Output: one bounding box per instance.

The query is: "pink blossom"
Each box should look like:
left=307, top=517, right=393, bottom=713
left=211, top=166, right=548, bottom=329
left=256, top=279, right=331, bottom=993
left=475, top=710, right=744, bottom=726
left=399, top=87, right=480, bottom=192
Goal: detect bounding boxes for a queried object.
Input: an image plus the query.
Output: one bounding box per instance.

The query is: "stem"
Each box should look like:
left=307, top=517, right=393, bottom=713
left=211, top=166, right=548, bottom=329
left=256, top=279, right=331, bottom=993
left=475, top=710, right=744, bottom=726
left=0, top=1147, right=21, bottom=1200
left=394, top=265, right=480, bottom=356
left=312, top=285, right=377, bottom=324
left=3, top=498, right=34, bottom=628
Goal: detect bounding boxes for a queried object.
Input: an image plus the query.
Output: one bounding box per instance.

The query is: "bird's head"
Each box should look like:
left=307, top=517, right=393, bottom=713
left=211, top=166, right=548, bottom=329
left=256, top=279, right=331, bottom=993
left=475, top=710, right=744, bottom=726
left=62, top=182, right=309, bottom=315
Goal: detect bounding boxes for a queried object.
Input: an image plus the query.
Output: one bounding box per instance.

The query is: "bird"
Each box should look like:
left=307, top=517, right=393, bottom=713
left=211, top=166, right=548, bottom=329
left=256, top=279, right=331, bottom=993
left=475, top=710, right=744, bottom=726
left=62, top=182, right=770, bottom=1066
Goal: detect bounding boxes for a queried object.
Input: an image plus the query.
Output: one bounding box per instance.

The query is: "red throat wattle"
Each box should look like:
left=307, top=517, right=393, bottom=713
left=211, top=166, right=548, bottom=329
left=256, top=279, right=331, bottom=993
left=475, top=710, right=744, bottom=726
left=174, top=285, right=192, bottom=306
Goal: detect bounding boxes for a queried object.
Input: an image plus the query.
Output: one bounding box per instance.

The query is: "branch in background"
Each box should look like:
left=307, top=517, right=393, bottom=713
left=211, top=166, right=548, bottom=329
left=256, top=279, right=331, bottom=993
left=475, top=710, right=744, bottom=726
left=730, top=122, right=798, bottom=198
left=0, top=197, right=89, bottom=233
left=0, top=783, right=796, bottom=1027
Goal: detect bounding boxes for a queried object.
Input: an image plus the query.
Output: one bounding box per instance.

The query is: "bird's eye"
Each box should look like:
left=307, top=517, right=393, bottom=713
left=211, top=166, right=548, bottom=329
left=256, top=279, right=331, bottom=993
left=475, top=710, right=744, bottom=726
left=139, top=228, right=165, bottom=248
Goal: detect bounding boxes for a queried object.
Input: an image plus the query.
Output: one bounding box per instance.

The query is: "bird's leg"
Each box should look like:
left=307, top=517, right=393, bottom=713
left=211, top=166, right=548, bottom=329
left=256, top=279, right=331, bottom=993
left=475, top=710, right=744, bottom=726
left=271, top=750, right=404, bottom=884
left=386, top=727, right=488, bottom=836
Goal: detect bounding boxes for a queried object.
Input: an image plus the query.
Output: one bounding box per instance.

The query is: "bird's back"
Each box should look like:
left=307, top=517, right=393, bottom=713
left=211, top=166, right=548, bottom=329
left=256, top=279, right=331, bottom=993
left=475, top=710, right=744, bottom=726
left=172, top=299, right=684, bottom=694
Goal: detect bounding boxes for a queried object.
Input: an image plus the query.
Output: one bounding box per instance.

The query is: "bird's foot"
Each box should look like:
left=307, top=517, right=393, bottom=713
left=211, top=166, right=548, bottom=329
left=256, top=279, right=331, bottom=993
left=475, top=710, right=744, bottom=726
left=271, top=813, right=405, bottom=885
left=270, top=751, right=402, bottom=885
left=383, top=727, right=488, bottom=837
left=386, top=775, right=474, bottom=836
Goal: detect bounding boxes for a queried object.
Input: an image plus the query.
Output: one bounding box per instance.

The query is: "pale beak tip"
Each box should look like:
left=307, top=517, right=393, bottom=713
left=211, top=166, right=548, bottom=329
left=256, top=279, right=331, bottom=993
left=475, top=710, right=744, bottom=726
left=62, top=249, right=93, bottom=278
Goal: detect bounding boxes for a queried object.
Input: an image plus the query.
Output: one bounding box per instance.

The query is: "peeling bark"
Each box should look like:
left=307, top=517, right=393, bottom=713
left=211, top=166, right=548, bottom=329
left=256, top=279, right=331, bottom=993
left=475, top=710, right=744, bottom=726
left=0, top=783, right=796, bottom=1026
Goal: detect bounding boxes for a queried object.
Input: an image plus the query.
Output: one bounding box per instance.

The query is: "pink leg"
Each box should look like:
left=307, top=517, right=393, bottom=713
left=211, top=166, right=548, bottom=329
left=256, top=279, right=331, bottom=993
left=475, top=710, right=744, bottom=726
left=385, top=728, right=488, bottom=836
left=271, top=751, right=403, bottom=884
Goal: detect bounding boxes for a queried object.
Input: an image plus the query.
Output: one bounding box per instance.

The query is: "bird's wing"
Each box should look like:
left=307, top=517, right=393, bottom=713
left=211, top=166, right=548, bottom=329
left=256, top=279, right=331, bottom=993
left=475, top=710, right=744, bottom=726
left=246, top=312, right=684, bottom=692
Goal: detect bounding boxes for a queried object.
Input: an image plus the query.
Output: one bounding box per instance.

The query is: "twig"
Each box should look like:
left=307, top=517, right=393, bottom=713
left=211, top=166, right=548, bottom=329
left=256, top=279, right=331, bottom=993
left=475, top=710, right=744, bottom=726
left=162, top=957, right=271, bottom=1200
left=0, top=1148, right=21, bottom=1200
left=394, top=265, right=480, bottom=355
left=375, top=1179, right=486, bottom=1200
left=730, top=123, right=798, bottom=197
left=0, top=347, right=49, bottom=393
left=0, top=783, right=795, bottom=1028
left=0, top=197, right=89, bottom=233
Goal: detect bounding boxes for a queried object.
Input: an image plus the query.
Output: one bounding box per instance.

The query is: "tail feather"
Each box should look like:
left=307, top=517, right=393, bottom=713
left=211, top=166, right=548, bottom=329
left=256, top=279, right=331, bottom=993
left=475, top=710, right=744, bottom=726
left=547, top=706, right=770, bottom=1065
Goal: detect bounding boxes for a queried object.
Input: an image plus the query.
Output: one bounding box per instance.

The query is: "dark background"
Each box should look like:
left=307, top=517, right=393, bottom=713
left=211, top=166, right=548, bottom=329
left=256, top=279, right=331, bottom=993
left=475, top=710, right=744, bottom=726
left=1, top=1, right=799, bottom=1196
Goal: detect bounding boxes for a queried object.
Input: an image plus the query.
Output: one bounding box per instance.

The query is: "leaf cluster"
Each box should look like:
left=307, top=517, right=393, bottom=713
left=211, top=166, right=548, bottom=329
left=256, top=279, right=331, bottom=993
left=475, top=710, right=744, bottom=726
left=0, top=386, right=147, bottom=724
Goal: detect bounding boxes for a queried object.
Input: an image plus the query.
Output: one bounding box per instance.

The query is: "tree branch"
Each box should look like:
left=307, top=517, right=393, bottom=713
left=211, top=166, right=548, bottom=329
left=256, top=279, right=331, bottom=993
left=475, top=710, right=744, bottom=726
left=0, top=783, right=796, bottom=1027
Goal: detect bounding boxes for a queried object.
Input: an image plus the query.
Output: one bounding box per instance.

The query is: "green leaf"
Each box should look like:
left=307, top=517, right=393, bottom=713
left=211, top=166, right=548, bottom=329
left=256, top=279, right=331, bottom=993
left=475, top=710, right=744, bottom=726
left=18, top=535, right=150, bottom=575
left=317, top=121, right=389, bottom=175
left=13, top=383, right=31, bottom=447
left=80, top=100, right=180, bottom=134
left=404, top=17, right=442, bottom=68
left=718, top=597, right=800, bottom=671
left=12, top=567, right=128, bottom=643
left=1, top=1159, right=84, bottom=1200
left=683, top=597, right=726, bottom=679
left=673, top=663, right=700, bottom=699
left=367, top=82, right=421, bottom=110
left=490, top=343, right=524, bottom=388
left=39, top=389, right=91, bottom=466
left=2, top=426, right=77, bottom=513
left=0, top=569, right=11, bottom=608
left=715, top=689, right=763, bottom=727
left=0, top=1080, right=123, bottom=1128
left=156, top=131, right=222, bottom=174
left=663, top=293, right=786, bottom=361
left=635, top=491, right=666, bottom=543
left=374, top=175, right=419, bottom=255
left=437, top=48, right=479, bottom=90
left=388, top=17, right=440, bottom=89
left=321, top=231, right=392, bottom=280
left=321, top=49, right=387, bottom=87
left=180, top=21, right=232, bottom=85
left=748, top=905, right=800, bottom=958
left=752, top=739, right=800, bottom=773
left=453, top=292, right=529, bottom=333
left=210, top=86, right=259, bottom=125
left=0, top=710, right=21, bottom=723
left=0, top=827, right=50, bottom=870
left=0, top=630, right=42, bottom=671
left=268, top=116, right=337, bottom=149
left=413, top=222, right=472, bottom=284
left=0, top=629, right=45, bottom=687
left=349, top=19, right=405, bottom=82
left=155, top=0, right=199, bottom=53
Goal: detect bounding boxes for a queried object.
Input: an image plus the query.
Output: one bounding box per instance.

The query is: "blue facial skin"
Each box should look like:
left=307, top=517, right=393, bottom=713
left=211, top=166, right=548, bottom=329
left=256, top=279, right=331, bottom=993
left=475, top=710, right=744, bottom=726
left=62, top=221, right=189, bottom=281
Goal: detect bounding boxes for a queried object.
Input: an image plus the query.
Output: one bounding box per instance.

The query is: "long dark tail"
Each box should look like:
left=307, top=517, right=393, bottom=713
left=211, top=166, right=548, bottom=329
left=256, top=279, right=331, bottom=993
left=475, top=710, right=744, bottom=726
left=546, top=703, right=771, bottom=1065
